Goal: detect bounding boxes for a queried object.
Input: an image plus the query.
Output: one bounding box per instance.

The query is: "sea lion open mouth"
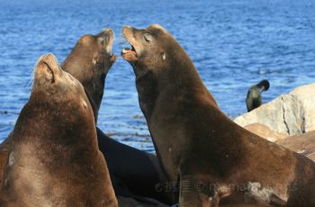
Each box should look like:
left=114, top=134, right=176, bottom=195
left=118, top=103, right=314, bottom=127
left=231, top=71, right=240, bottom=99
left=121, top=48, right=138, bottom=62
left=122, top=44, right=136, bottom=53
left=121, top=43, right=138, bottom=62
left=121, top=26, right=139, bottom=62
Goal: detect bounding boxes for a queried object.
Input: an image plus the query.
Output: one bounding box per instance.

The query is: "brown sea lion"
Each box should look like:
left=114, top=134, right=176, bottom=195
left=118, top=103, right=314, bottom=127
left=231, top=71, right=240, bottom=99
left=0, top=54, right=118, bottom=207
left=62, top=28, right=116, bottom=121
left=121, top=24, right=315, bottom=207
left=0, top=29, right=117, bottom=186
left=61, top=29, right=173, bottom=204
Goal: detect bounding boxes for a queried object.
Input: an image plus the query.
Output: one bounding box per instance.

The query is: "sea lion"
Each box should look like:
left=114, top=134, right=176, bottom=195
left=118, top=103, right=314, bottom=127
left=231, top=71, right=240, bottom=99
left=0, top=29, right=117, bottom=186
left=246, top=80, right=270, bottom=112
left=61, top=29, right=173, bottom=203
left=62, top=28, right=116, bottom=121
left=0, top=54, right=118, bottom=207
left=121, top=24, right=315, bottom=207
left=97, top=129, right=173, bottom=204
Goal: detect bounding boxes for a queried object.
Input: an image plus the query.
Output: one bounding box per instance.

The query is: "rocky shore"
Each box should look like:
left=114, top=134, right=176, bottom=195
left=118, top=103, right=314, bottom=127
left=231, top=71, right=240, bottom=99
left=234, top=83, right=315, bottom=161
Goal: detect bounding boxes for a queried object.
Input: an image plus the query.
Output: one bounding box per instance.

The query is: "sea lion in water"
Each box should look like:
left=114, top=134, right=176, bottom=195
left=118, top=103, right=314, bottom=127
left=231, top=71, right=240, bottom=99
left=246, top=80, right=270, bottom=112
left=0, top=54, right=118, bottom=207
left=121, top=24, right=315, bottom=207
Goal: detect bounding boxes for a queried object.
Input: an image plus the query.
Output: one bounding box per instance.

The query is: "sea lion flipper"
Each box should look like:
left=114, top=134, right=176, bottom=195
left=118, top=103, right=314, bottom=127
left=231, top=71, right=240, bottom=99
left=178, top=174, right=223, bottom=207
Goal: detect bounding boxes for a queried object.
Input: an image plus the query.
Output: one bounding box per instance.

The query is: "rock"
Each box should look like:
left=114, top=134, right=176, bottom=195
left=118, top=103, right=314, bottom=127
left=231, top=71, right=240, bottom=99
left=244, top=123, right=287, bottom=142
left=234, top=83, right=315, bottom=136
left=276, top=131, right=315, bottom=161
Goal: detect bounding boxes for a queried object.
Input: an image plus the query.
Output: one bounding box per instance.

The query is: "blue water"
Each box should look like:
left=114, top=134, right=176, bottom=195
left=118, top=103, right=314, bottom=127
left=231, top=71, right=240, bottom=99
left=0, top=0, right=315, bottom=153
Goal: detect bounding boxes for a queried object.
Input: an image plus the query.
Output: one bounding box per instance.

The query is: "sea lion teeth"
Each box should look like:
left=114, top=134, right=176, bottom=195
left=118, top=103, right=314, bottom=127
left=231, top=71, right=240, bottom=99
left=122, top=48, right=130, bottom=54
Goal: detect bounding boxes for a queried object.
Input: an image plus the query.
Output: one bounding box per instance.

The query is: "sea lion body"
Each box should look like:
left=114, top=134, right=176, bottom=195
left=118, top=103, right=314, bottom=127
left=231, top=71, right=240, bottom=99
left=0, top=54, right=118, bottom=207
left=122, top=24, right=315, bottom=207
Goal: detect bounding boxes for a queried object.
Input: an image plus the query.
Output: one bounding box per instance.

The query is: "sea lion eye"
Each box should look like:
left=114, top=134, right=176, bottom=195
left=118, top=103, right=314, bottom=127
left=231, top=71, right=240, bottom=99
left=143, top=33, right=153, bottom=42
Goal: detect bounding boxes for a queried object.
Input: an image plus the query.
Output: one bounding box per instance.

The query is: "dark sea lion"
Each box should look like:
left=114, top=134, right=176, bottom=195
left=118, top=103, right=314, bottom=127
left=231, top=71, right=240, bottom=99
left=96, top=129, right=172, bottom=204
left=0, top=54, right=118, bottom=207
left=121, top=24, right=315, bottom=207
left=246, top=79, right=270, bottom=112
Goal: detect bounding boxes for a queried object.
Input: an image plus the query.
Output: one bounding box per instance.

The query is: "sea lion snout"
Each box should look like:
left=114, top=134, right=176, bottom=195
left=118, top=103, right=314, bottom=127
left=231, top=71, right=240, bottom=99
left=121, top=26, right=147, bottom=62
left=122, top=25, right=134, bottom=34
left=98, top=28, right=115, bottom=55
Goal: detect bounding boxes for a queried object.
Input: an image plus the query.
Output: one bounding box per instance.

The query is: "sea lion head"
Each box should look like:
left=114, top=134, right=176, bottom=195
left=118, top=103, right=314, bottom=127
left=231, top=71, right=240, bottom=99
left=121, top=24, right=218, bottom=115
left=33, top=53, right=92, bottom=116
left=62, top=28, right=116, bottom=120
left=121, top=24, right=190, bottom=76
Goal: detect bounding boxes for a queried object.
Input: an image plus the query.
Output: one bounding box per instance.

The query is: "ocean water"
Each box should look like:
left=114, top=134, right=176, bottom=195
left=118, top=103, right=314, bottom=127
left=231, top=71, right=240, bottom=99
left=0, top=0, right=314, bottom=153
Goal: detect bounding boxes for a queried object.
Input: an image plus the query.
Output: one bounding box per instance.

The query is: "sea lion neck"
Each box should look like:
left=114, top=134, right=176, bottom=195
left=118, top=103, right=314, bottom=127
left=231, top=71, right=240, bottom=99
left=80, top=73, right=106, bottom=122
left=61, top=30, right=116, bottom=123
left=62, top=52, right=105, bottom=122
left=134, top=54, right=216, bottom=120
left=83, top=85, right=101, bottom=121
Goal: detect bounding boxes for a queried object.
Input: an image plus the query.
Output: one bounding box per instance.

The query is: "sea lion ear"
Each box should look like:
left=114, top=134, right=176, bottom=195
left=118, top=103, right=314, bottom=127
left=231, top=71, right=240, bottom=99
left=35, top=53, right=59, bottom=83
